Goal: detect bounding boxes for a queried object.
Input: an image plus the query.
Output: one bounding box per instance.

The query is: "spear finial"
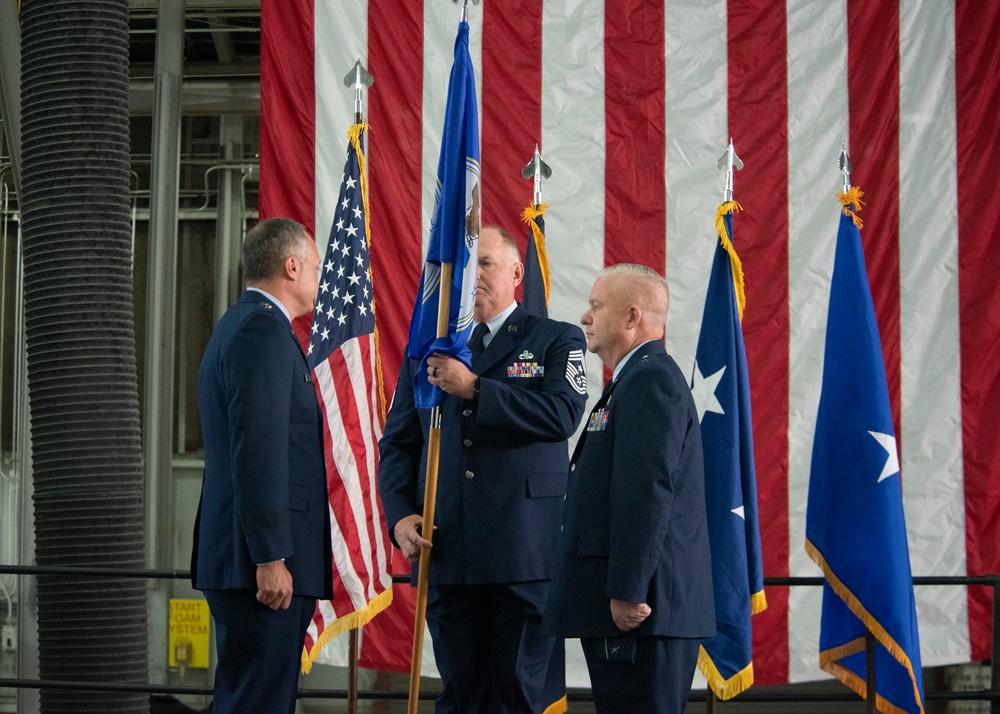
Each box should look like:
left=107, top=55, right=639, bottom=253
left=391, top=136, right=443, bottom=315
left=839, top=138, right=852, bottom=194
left=452, top=0, right=480, bottom=23
left=343, top=58, right=374, bottom=124
left=716, top=139, right=744, bottom=202
left=522, top=144, right=552, bottom=208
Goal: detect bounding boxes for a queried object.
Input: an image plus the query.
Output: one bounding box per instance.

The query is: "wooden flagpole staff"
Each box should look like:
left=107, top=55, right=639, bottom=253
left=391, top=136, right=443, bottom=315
left=408, top=262, right=454, bottom=714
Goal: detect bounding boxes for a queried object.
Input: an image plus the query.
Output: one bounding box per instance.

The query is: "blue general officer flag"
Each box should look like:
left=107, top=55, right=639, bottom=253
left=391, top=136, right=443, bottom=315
left=408, top=20, right=480, bottom=409
left=805, top=189, right=924, bottom=713
left=520, top=203, right=550, bottom=318
left=691, top=201, right=767, bottom=700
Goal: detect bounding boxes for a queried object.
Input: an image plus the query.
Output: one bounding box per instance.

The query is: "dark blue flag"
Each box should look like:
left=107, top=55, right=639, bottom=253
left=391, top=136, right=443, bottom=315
left=407, top=21, right=480, bottom=409
left=805, top=189, right=924, bottom=713
left=692, top=201, right=766, bottom=699
left=521, top=203, right=550, bottom=318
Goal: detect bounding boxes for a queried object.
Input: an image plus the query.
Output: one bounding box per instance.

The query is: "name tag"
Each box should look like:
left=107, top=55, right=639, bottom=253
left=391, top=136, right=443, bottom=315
left=508, top=362, right=544, bottom=378
left=587, top=408, right=609, bottom=432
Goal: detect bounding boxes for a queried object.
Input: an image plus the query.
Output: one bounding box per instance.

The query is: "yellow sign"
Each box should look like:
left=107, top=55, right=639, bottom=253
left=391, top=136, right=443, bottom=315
left=168, top=599, right=210, bottom=668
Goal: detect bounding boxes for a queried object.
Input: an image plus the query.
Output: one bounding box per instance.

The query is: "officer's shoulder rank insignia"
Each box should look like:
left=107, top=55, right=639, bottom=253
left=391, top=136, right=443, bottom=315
left=565, top=349, right=587, bottom=395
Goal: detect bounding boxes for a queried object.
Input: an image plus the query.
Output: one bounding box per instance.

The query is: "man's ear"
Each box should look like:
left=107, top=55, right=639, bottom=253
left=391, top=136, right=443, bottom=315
left=283, top=254, right=299, bottom=281
left=513, top=262, right=524, bottom=288
left=625, top=303, right=642, bottom=330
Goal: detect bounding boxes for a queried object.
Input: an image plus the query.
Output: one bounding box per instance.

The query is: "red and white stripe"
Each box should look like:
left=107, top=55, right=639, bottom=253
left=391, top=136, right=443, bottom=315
left=261, top=0, right=1000, bottom=686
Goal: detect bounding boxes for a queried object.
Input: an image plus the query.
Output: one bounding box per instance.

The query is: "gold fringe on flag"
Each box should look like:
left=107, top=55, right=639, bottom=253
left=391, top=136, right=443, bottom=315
left=714, top=200, right=747, bottom=322
left=300, top=587, right=394, bottom=674
left=520, top=202, right=552, bottom=307
left=751, top=588, right=768, bottom=616
left=805, top=538, right=925, bottom=713
left=541, top=695, right=568, bottom=714
left=837, top=186, right=865, bottom=230
left=348, top=123, right=388, bottom=420
left=698, top=644, right=755, bottom=700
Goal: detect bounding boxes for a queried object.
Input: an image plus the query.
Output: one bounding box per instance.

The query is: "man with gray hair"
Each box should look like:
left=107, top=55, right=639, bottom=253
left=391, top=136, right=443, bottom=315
left=543, top=263, right=715, bottom=713
left=380, top=225, right=588, bottom=713
left=192, top=217, right=332, bottom=713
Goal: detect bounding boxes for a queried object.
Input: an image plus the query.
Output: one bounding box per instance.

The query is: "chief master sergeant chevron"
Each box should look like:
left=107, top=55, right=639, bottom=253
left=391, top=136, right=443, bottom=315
left=543, top=263, right=715, bottom=714
left=378, top=225, right=588, bottom=713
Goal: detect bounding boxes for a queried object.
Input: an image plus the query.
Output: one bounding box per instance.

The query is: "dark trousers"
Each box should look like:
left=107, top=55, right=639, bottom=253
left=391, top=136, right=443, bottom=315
left=581, top=635, right=700, bottom=714
left=203, top=589, right=316, bottom=714
left=427, top=581, right=555, bottom=714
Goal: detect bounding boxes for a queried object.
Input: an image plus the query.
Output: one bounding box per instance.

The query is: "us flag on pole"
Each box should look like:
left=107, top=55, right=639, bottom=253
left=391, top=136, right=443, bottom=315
left=299, top=124, right=393, bottom=672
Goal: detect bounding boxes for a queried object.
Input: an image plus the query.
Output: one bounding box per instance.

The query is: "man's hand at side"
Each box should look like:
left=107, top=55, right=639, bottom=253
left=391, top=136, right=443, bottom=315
left=256, top=560, right=294, bottom=610
left=611, top=598, right=651, bottom=632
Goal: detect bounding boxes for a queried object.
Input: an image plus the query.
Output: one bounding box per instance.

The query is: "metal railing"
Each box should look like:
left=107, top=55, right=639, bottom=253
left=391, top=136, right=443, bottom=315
left=0, top=565, right=997, bottom=711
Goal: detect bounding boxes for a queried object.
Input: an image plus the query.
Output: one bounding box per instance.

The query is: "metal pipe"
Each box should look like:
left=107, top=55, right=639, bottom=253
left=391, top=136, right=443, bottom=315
left=214, top=116, right=245, bottom=323
left=0, top=0, right=23, bottom=196
left=143, top=0, right=186, bottom=572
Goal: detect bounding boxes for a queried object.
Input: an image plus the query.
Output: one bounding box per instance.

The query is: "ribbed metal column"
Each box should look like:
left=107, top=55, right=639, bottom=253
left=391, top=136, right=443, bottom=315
left=19, top=1, right=148, bottom=711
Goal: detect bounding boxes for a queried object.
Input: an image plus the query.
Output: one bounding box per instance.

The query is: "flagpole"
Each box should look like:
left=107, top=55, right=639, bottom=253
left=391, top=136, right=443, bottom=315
left=342, top=59, right=374, bottom=714
left=408, top=263, right=453, bottom=714
left=843, top=140, right=879, bottom=714
left=347, top=630, right=359, bottom=714
left=865, top=630, right=877, bottom=713
left=409, top=5, right=479, bottom=708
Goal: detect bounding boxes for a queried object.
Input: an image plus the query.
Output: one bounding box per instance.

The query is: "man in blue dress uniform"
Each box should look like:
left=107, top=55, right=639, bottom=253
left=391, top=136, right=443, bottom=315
left=192, top=217, right=332, bottom=714
left=544, top=263, right=715, bottom=714
left=379, top=226, right=588, bottom=713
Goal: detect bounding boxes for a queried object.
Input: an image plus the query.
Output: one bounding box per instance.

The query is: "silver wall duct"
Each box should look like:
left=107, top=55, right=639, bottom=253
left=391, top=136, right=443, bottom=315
left=19, top=0, right=148, bottom=710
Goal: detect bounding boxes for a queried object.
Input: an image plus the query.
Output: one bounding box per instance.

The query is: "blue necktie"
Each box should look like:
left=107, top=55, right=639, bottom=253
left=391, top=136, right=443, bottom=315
left=468, top=323, right=489, bottom=364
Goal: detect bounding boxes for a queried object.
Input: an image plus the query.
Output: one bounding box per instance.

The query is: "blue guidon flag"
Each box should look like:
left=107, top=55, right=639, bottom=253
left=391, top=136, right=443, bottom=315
left=692, top=200, right=767, bottom=700
left=805, top=189, right=924, bottom=713
left=407, top=19, right=480, bottom=410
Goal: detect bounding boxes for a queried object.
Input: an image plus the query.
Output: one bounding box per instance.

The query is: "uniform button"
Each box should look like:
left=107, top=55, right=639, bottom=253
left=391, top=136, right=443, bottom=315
left=462, top=408, right=472, bottom=417
left=560, top=525, right=565, bottom=533
left=465, top=470, right=474, bottom=480
left=570, top=463, right=576, bottom=472
left=563, top=494, right=567, bottom=502
left=463, top=439, right=473, bottom=447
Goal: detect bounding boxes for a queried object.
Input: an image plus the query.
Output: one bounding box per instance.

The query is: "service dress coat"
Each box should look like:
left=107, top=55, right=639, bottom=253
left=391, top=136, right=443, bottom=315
left=378, top=305, right=588, bottom=585
left=544, top=340, right=716, bottom=639
left=192, top=291, right=332, bottom=599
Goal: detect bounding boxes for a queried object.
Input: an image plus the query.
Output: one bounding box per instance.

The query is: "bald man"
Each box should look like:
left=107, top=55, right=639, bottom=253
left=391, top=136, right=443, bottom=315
left=543, top=264, right=715, bottom=714
left=379, top=226, right=588, bottom=713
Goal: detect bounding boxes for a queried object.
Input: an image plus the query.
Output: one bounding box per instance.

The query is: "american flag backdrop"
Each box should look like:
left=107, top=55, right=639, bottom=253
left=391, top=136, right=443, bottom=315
left=260, top=0, right=1000, bottom=687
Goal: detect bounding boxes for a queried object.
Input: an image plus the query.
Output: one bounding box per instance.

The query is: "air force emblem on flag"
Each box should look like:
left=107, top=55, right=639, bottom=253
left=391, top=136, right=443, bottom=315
left=566, top=349, right=587, bottom=395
